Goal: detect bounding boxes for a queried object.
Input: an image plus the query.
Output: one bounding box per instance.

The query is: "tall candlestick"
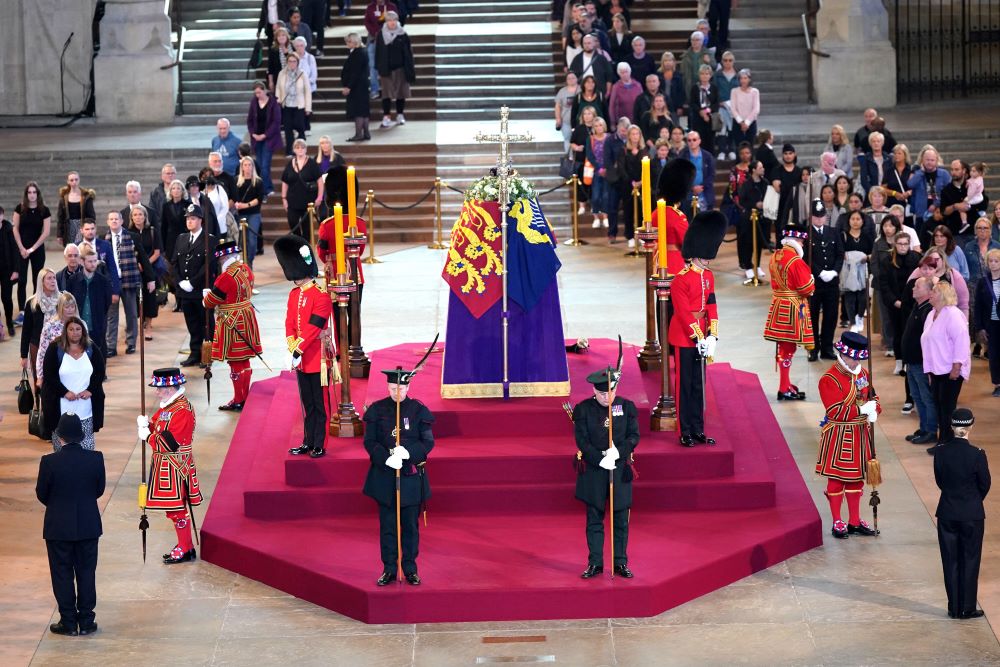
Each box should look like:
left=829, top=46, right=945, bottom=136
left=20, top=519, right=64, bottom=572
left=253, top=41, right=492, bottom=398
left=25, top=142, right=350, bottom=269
left=641, top=156, right=652, bottom=225
left=334, top=203, right=346, bottom=276
left=347, top=166, right=357, bottom=234
left=657, top=199, right=667, bottom=270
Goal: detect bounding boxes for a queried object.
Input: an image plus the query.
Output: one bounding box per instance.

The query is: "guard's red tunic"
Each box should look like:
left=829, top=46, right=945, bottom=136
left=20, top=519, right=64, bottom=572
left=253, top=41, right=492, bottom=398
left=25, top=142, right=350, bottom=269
left=649, top=205, right=689, bottom=276
left=316, top=215, right=367, bottom=284
left=815, top=364, right=881, bottom=482
left=285, top=280, right=333, bottom=373
left=668, top=264, right=718, bottom=348
left=145, top=393, right=202, bottom=511
left=764, top=246, right=815, bottom=347
left=203, top=261, right=262, bottom=361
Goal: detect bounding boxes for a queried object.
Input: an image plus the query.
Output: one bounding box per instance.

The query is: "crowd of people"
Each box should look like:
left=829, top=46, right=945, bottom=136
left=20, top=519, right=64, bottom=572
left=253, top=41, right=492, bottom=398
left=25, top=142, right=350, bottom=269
left=260, top=1, right=418, bottom=147
left=555, top=6, right=758, bottom=248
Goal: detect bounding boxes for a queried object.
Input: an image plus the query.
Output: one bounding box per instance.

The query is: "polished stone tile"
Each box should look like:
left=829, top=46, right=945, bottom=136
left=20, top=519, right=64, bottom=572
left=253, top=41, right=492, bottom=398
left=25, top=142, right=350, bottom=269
left=30, top=636, right=215, bottom=667
left=809, top=619, right=1000, bottom=665
left=213, top=633, right=415, bottom=667
left=221, top=596, right=412, bottom=638
left=612, top=623, right=820, bottom=667
left=414, top=627, right=614, bottom=667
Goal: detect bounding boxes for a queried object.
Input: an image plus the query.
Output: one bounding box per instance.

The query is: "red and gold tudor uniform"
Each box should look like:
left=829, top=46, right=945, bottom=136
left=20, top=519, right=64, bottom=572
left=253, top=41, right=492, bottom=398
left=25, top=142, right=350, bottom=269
left=275, top=234, right=333, bottom=458
left=317, top=214, right=367, bottom=343
left=816, top=332, right=881, bottom=539
left=667, top=211, right=727, bottom=446
left=203, top=240, right=262, bottom=410
left=763, top=222, right=815, bottom=400
left=142, top=368, right=202, bottom=564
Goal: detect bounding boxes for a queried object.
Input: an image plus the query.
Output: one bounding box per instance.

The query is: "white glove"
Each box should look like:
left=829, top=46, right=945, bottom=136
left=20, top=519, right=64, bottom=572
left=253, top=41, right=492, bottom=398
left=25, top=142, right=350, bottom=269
left=202, top=288, right=211, bottom=298
left=385, top=453, right=403, bottom=470
left=137, top=425, right=151, bottom=441
left=394, top=445, right=410, bottom=460
left=703, top=335, right=718, bottom=359
left=603, top=445, right=620, bottom=461
left=136, top=415, right=149, bottom=429
left=859, top=400, right=878, bottom=423
left=819, top=270, right=837, bottom=283
left=179, top=279, right=194, bottom=293
left=599, top=455, right=617, bottom=470
left=291, top=354, right=302, bottom=369
left=696, top=338, right=709, bottom=356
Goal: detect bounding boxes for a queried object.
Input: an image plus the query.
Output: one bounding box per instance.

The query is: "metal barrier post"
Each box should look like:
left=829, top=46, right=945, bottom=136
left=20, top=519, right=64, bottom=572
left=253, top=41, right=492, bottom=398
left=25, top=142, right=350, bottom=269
left=563, top=174, right=587, bottom=246
left=362, top=190, right=382, bottom=264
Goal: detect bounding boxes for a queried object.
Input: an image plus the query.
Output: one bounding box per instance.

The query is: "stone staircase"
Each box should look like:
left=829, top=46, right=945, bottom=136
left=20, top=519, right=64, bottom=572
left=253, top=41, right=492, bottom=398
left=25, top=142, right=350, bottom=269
left=729, top=0, right=811, bottom=110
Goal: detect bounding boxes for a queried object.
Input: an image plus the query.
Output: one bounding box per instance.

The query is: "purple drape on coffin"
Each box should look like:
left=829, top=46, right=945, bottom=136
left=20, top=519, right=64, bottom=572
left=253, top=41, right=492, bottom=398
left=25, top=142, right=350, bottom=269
left=442, top=279, right=568, bottom=394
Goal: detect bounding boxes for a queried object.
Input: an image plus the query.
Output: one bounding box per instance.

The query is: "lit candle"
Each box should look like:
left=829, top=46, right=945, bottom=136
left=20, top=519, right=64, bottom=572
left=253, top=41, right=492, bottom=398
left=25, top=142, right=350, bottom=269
left=656, top=198, right=667, bottom=270
left=347, top=165, right=357, bottom=234
left=641, top=156, right=652, bottom=225
left=334, top=203, right=346, bottom=276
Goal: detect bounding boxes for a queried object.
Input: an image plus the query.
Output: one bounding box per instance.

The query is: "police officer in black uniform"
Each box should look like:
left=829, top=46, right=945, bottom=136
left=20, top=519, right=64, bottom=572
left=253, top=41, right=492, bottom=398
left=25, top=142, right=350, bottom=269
left=574, top=367, right=640, bottom=579
left=170, top=204, right=218, bottom=367
left=363, top=365, right=435, bottom=586
left=934, top=408, right=991, bottom=619
left=806, top=198, right=844, bottom=362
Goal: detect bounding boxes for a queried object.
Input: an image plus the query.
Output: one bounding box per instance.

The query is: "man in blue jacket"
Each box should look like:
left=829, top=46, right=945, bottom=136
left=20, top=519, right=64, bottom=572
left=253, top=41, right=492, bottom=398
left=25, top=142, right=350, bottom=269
left=68, top=246, right=114, bottom=358
left=907, top=146, right=950, bottom=236
left=36, top=413, right=106, bottom=636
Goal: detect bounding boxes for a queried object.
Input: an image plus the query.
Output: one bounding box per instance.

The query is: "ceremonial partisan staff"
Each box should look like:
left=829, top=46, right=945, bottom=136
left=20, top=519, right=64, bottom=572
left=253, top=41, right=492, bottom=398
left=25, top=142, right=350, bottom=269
left=608, top=336, right=623, bottom=578
left=864, top=273, right=882, bottom=534
left=137, top=287, right=149, bottom=562
left=202, top=224, right=213, bottom=404
left=391, top=334, right=439, bottom=583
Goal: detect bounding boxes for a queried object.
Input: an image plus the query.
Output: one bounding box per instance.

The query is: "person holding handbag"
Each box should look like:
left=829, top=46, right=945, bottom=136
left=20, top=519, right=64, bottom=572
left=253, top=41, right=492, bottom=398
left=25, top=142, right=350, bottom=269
left=570, top=106, right=597, bottom=218
left=281, top=138, right=324, bottom=235
left=275, top=54, right=312, bottom=156
left=41, top=316, right=106, bottom=450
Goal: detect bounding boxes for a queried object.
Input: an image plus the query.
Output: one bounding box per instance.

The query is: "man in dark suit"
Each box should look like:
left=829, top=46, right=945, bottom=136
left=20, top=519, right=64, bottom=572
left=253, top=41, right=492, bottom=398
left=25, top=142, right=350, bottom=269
left=806, top=198, right=845, bottom=361
left=569, top=34, right=613, bottom=96
left=120, top=179, right=160, bottom=233
left=934, top=408, right=991, bottom=620
left=172, top=204, right=217, bottom=367
left=36, top=413, right=106, bottom=637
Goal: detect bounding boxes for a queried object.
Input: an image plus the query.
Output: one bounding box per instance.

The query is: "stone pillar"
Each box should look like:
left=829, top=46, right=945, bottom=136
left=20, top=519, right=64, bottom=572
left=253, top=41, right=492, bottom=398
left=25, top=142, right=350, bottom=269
left=813, top=0, right=896, bottom=110
left=94, top=0, right=176, bottom=123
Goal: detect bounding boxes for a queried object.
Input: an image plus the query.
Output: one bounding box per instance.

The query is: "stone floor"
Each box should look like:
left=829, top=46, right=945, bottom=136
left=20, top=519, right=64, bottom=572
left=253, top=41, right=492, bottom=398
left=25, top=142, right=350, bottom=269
left=2, top=235, right=1000, bottom=666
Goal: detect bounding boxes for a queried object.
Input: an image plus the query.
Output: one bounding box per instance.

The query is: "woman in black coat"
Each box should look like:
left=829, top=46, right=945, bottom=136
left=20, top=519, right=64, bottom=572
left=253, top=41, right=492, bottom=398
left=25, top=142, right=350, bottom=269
left=687, top=65, right=720, bottom=154
left=41, top=317, right=105, bottom=448
left=342, top=32, right=372, bottom=142
left=375, top=12, right=416, bottom=126
left=879, top=234, right=921, bottom=357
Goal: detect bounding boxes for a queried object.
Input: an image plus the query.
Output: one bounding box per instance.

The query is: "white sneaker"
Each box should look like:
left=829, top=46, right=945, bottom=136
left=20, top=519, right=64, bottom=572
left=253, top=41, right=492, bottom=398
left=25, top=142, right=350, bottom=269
left=578, top=204, right=586, bottom=215
left=592, top=218, right=601, bottom=229
left=397, top=114, right=406, bottom=125
left=757, top=267, right=766, bottom=279
left=893, top=360, right=903, bottom=375
left=718, top=151, right=726, bottom=161
left=728, top=152, right=737, bottom=160
left=602, top=215, right=609, bottom=228
left=885, top=349, right=894, bottom=357
left=745, top=269, right=755, bottom=280
left=850, top=323, right=862, bottom=333
left=380, top=116, right=392, bottom=128
left=627, top=238, right=636, bottom=249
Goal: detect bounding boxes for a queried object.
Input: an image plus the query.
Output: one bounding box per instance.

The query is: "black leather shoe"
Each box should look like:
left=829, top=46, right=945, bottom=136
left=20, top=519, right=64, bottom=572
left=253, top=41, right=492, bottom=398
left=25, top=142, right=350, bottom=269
left=405, top=573, right=421, bottom=585
left=959, top=609, right=985, bottom=619
left=693, top=433, right=716, bottom=445
left=831, top=520, right=849, bottom=539
left=807, top=350, right=819, bottom=362
left=288, top=444, right=312, bottom=455
left=78, top=622, right=98, bottom=635
left=679, top=434, right=695, bottom=447
left=777, top=390, right=806, bottom=401
left=309, top=448, right=326, bottom=459
left=905, top=429, right=925, bottom=442
left=820, top=349, right=837, bottom=360
left=180, top=355, right=200, bottom=367
left=218, top=402, right=244, bottom=412
left=911, top=433, right=936, bottom=444
left=580, top=565, right=603, bottom=579
left=847, top=520, right=879, bottom=536
left=614, top=564, right=634, bottom=578
left=126, top=346, right=136, bottom=354
left=164, top=549, right=196, bottom=564
left=376, top=571, right=396, bottom=586
left=49, top=621, right=77, bottom=636
left=927, top=443, right=943, bottom=455
left=163, top=548, right=196, bottom=561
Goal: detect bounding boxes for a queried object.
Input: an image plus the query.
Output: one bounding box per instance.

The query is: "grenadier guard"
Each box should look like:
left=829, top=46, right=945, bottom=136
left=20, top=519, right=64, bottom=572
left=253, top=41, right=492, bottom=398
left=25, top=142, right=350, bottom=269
left=574, top=352, right=639, bottom=580
left=202, top=240, right=262, bottom=411
left=275, top=234, right=333, bottom=459
left=363, top=355, right=435, bottom=586
left=137, top=368, right=203, bottom=564
left=816, top=332, right=881, bottom=539
left=764, top=219, right=815, bottom=401
left=668, top=211, right=727, bottom=447
left=651, top=158, right=695, bottom=275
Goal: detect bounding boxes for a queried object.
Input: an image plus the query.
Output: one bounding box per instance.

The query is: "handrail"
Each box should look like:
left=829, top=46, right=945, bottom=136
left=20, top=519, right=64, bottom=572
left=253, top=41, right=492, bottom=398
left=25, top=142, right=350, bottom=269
left=802, top=0, right=830, bottom=104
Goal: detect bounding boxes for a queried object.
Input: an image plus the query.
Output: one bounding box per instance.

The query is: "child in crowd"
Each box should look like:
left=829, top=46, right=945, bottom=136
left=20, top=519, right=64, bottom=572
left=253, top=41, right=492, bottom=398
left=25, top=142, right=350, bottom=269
left=963, top=162, right=987, bottom=230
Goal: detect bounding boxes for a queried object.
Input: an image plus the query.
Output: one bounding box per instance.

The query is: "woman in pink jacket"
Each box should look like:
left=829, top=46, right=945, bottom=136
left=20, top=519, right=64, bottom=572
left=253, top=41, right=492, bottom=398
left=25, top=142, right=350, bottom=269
left=921, top=280, right=971, bottom=448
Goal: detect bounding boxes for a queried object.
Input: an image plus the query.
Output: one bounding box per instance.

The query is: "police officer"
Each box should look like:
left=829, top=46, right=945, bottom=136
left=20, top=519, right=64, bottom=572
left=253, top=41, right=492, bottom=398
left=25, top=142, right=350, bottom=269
left=574, top=367, right=640, bottom=579
left=171, top=204, right=218, bottom=367
left=363, top=365, right=435, bottom=586
left=934, top=408, right=991, bottom=619
left=806, top=198, right=844, bottom=361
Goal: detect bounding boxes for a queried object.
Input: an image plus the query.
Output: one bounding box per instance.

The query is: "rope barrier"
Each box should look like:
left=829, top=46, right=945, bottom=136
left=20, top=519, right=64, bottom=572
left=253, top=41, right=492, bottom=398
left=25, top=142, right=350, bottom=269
left=536, top=181, right=569, bottom=197
left=372, top=184, right=436, bottom=211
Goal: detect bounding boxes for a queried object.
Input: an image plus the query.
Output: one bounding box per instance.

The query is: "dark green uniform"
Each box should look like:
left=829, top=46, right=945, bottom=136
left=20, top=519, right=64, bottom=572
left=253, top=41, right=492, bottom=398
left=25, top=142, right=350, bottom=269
left=362, top=396, right=434, bottom=576
left=573, top=396, right=639, bottom=568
